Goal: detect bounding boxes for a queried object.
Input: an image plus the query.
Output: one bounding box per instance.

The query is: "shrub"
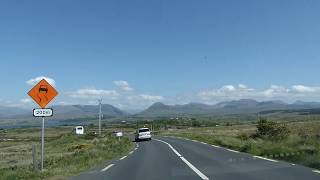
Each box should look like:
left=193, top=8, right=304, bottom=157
left=256, top=119, right=290, bottom=141
left=191, top=120, right=201, bottom=127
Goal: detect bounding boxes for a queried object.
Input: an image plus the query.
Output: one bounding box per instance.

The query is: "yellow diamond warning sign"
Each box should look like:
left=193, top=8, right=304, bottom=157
left=28, top=79, right=58, bottom=108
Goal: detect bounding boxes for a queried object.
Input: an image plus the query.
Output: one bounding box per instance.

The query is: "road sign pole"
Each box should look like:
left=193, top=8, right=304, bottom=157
left=41, top=117, right=45, bottom=171
left=27, top=79, right=58, bottom=171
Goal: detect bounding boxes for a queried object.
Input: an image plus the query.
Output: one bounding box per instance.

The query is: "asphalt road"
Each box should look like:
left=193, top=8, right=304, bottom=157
left=72, top=136, right=320, bottom=180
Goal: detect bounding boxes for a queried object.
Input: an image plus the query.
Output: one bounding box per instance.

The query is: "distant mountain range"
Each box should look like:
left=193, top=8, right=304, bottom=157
left=1, top=99, right=320, bottom=121
left=136, top=99, right=320, bottom=117
left=0, top=104, right=127, bottom=120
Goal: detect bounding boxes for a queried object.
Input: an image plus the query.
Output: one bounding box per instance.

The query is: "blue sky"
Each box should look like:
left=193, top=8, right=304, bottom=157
left=1, top=0, right=320, bottom=110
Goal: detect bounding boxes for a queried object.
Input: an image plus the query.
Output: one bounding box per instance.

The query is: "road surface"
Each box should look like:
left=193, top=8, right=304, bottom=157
left=71, top=136, right=320, bottom=180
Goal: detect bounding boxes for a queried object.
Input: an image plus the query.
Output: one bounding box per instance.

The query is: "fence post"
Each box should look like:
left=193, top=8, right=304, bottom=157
left=32, top=144, right=37, bottom=170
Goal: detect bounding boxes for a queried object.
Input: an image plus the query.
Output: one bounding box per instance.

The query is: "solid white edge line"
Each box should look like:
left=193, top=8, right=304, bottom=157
left=170, top=146, right=182, bottom=157
left=211, top=145, right=220, bottom=148
left=119, top=155, right=127, bottom=160
left=253, top=156, right=278, bottom=162
left=180, top=157, right=209, bottom=180
left=226, top=149, right=239, bottom=153
left=173, top=137, right=242, bottom=154
left=129, top=151, right=134, bottom=154
left=154, top=139, right=209, bottom=180
left=313, top=170, right=320, bottom=174
left=101, top=164, right=114, bottom=172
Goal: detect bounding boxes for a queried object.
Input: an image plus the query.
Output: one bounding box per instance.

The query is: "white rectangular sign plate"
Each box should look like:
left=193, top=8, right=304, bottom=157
left=33, top=108, right=53, bottom=117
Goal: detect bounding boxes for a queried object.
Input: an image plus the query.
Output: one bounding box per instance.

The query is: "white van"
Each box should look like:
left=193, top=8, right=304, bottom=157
left=75, top=126, right=84, bottom=135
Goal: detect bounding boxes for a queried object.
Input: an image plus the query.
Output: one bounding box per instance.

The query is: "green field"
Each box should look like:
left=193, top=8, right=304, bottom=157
left=0, top=126, right=134, bottom=180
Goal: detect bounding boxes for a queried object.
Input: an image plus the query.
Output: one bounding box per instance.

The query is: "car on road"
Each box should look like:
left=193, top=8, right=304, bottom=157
left=135, top=128, right=151, bottom=141
left=112, top=131, right=123, bottom=137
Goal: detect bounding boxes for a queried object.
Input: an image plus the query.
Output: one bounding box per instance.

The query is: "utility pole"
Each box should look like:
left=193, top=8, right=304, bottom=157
left=98, top=99, right=102, bottom=136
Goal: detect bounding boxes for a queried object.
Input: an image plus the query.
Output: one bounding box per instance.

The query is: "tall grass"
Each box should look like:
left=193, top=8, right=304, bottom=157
left=0, top=128, right=134, bottom=180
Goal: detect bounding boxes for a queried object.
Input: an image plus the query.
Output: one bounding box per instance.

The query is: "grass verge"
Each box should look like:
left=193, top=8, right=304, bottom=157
left=159, top=121, right=320, bottom=170
left=0, top=127, right=134, bottom=180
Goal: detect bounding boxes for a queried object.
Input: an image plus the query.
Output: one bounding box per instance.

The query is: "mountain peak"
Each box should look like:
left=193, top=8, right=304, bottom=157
left=150, top=102, right=166, bottom=107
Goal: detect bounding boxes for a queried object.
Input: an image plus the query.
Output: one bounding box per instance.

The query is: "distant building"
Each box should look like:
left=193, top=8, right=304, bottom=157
left=74, top=126, right=84, bottom=135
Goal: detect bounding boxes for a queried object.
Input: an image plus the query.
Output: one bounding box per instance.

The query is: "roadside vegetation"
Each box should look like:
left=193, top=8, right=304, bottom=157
left=0, top=127, right=134, bottom=180
left=158, top=119, right=320, bottom=170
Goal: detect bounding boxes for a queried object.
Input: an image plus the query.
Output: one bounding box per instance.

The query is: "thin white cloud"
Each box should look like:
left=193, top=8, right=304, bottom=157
left=139, top=94, right=164, bottom=101
left=198, top=84, right=255, bottom=100
left=20, top=98, right=32, bottom=104
left=56, top=101, right=73, bottom=106
left=262, top=85, right=290, bottom=97
left=70, top=88, right=119, bottom=99
left=291, top=85, right=318, bottom=93
left=221, top=85, right=236, bottom=92
left=114, top=80, right=133, bottom=91
left=199, top=84, right=320, bottom=100
left=26, top=76, right=56, bottom=86
left=128, top=94, right=164, bottom=101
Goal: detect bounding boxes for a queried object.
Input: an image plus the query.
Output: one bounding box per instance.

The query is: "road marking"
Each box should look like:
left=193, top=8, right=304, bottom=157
left=101, top=164, right=114, bottom=172
left=226, top=149, right=239, bottom=153
left=119, top=156, right=127, bottom=160
left=211, top=145, right=220, bottom=148
left=313, top=170, right=320, bottom=174
left=154, top=139, right=209, bottom=180
left=128, top=151, right=134, bottom=155
left=253, top=156, right=278, bottom=162
left=291, top=163, right=296, bottom=166
left=201, top=142, right=207, bottom=145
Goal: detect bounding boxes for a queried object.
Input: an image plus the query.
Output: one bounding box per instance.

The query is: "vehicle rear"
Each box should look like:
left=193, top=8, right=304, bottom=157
left=135, top=128, right=151, bottom=141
